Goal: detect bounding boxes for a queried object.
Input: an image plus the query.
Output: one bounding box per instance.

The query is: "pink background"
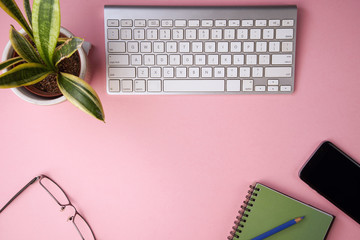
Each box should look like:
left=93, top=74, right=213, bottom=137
left=1, top=0, right=360, bottom=239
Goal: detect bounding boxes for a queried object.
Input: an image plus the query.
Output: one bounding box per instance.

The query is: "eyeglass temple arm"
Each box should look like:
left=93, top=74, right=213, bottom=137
left=0, top=176, right=39, bottom=213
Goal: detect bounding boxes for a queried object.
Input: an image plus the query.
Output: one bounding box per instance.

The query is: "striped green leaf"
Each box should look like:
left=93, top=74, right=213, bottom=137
left=0, top=56, right=24, bottom=71
left=57, top=37, right=69, bottom=44
left=0, top=63, right=52, bottom=88
left=0, top=0, right=33, bottom=40
left=24, top=0, right=32, bottom=26
left=53, top=37, right=83, bottom=66
left=32, top=0, right=60, bottom=69
left=10, top=26, right=42, bottom=64
left=58, top=72, right=105, bottom=121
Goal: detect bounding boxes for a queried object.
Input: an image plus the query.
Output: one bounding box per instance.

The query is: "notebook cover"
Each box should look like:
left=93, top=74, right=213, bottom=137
left=236, top=183, right=334, bottom=240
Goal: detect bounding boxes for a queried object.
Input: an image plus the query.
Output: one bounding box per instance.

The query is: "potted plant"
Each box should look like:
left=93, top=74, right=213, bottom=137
left=0, top=0, right=105, bottom=121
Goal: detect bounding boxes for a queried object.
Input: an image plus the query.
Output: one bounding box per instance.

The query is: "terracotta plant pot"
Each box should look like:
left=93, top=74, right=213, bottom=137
left=1, top=27, right=91, bottom=105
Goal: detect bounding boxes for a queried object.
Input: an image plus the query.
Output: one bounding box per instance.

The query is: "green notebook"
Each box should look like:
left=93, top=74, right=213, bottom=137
left=228, top=183, right=334, bottom=240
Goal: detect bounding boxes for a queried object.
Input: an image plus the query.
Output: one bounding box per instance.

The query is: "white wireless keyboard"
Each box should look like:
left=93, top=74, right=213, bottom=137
left=104, top=6, right=297, bottom=94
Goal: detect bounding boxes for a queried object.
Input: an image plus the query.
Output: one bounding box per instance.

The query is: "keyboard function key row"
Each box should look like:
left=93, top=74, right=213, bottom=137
left=107, top=19, right=295, bottom=27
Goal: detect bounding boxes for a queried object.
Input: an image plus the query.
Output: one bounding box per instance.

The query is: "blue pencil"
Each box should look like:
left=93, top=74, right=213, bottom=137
left=251, top=216, right=304, bottom=240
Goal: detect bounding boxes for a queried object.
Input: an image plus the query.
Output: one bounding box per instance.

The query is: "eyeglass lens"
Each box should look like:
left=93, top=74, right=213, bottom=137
left=39, top=177, right=70, bottom=205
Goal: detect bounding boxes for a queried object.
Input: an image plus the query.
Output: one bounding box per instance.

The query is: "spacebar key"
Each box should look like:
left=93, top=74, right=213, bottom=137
left=164, top=80, right=225, bottom=92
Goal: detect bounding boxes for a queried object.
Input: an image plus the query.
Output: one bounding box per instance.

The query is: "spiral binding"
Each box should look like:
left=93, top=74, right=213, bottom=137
left=227, top=184, right=260, bottom=240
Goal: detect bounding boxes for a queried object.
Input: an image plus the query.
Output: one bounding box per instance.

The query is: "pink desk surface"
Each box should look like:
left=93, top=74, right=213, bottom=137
left=1, top=0, right=359, bottom=239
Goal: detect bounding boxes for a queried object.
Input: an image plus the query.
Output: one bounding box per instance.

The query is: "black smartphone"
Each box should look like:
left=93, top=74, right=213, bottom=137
left=299, top=141, right=360, bottom=224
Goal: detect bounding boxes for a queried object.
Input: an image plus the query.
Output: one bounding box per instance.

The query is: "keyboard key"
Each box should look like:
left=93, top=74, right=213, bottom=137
left=265, top=67, right=292, bottom=77
left=268, top=79, right=279, bottom=85
left=120, top=29, right=132, bottom=40
left=269, top=42, right=280, bottom=52
left=148, top=19, right=160, bottom=26
left=252, top=67, right=263, bottom=77
left=147, top=29, right=158, bottom=40
left=188, top=20, right=200, bottom=27
left=227, top=80, right=241, bottom=91
left=269, top=20, right=280, bottom=26
left=202, top=20, right=213, bottom=26
left=240, top=67, right=250, bottom=77
left=164, top=80, right=224, bottom=92
left=282, top=19, right=294, bottom=26
left=131, top=55, right=142, bottom=65
left=140, top=42, right=152, bottom=52
left=229, top=20, right=240, bottom=26
left=255, top=20, right=266, bottom=26
left=161, top=19, right=173, bottom=27
left=109, top=54, right=129, bottom=65
left=280, top=85, right=292, bottom=91
left=121, top=19, right=133, bottom=27
left=263, top=29, right=274, bottom=39
left=173, top=29, right=184, bottom=40
left=107, top=19, right=119, bottom=27
left=224, top=29, right=236, bottom=40
left=255, top=85, right=266, bottom=91
left=215, top=20, right=227, bottom=26
left=185, top=29, right=196, bottom=40
left=250, top=29, right=261, bottom=39
left=127, top=42, right=139, bottom=52
left=150, top=67, right=161, bottom=77
left=138, top=67, right=149, bottom=78
left=230, top=42, right=241, bottom=52
left=243, top=42, right=254, bottom=52
left=163, top=67, right=174, bottom=78
left=282, top=42, right=293, bottom=52
left=133, top=29, right=145, bottom=40
left=134, top=19, right=146, bottom=27
left=109, top=80, right=120, bottom=92
left=205, top=42, right=216, bottom=52
left=242, top=80, right=253, bottom=91
left=226, top=67, right=238, bottom=77
left=159, top=29, right=171, bottom=40
left=276, top=29, right=294, bottom=39
left=148, top=80, right=162, bottom=91
left=268, top=85, right=279, bottom=91
left=259, top=55, right=270, bottom=64
left=108, top=42, right=125, bottom=53
left=237, top=29, right=248, bottom=39
left=211, top=29, right=222, bottom=40
left=107, top=28, right=119, bottom=40
left=199, top=29, right=210, bottom=39
left=175, top=20, right=187, bottom=27
left=272, top=54, right=293, bottom=64
left=109, top=68, right=136, bottom=78
left=134, top=80, right=146, bottom=92
left=122, top=80, right=133, bottom=92
left=242, top=20, right=253, bottom=26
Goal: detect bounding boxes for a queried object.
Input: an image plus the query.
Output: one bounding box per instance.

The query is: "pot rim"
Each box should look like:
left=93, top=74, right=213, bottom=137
left=1, top=27, right=87, bottom=106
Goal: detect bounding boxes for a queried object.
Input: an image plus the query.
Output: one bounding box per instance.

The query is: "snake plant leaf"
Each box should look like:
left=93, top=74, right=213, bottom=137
left=57, top=37, right=69, bottom=44
left=32, top=0, right=60, bottom=69
left=0, top=0, right=33, bottom=40
left=53, top=37, right=83, bottom=66
left=0, top=63, right=53, bottom=88
left=0, top=56, right=24, bottom=71
left=10, top=26, right=42, bottom=64
left=24, top=0, right=32, bottom=26
left=58, top=72, right=105, bottom=121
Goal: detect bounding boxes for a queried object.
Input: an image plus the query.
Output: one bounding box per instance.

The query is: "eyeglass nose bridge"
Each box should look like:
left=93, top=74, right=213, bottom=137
left=59, top=204, right=78, bottom=222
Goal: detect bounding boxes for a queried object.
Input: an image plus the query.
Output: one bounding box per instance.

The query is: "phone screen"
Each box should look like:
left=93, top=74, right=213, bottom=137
left=299, top=141, right=360, bottom=224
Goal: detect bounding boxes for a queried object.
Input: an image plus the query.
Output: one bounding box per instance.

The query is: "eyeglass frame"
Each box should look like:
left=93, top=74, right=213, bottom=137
left=0, top=175, right=96, bottom=240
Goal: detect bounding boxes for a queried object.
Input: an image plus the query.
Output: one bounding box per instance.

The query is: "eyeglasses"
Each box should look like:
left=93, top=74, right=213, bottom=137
left=0, top=175, right=96, bottom=240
